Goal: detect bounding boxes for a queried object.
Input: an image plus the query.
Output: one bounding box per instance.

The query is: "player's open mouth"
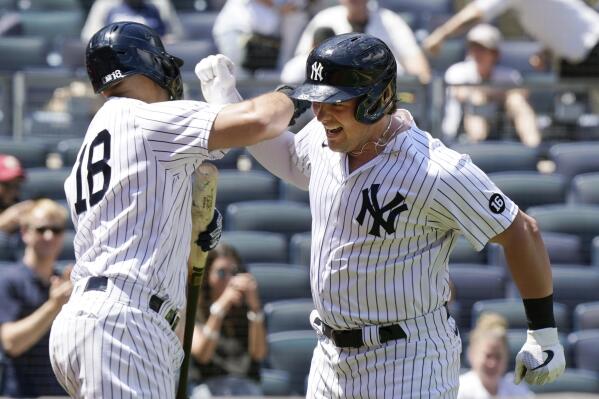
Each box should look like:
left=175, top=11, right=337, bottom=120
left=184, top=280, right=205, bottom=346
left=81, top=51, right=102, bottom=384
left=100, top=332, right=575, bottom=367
left=326, top=127, right=343, bottom=136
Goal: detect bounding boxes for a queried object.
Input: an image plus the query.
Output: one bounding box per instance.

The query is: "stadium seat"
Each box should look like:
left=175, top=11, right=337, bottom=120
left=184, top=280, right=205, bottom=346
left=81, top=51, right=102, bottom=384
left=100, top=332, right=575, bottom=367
left=210, top=147, right=244, bottom=170
left=56, top=137, right=83, bottom=167
left=549, top=141, right=599, bottom=181
left=58, top=37, right=85, bottom=71
left=449, top=235, right=486, bottom=264
left=488, top=232, right=584, bottom=267
left=593, top=236, right=599, bottom=267
left=18, top=10, right=84, bottom=38
left=266, top=330, right=317, bottom=395
left=247, top=263, right=311, bottom=304
left=568, top=329, right=599, bottom=373
left=0, top=36, right=49, bottom=71
left=220, top=231, right=287, bottom=263
left=570, top=172, right=599, bottom=205
left=471, top=298, right=570, bottom=332
left=498, top=40, right=544, bottom=77
left=260, top=368, right=291, bottom=396
left=526, top=204, right=599, bottom=263
left=164, top=40, right=218, bottom=73
left=216, top=170, right=279, bottom=214
left=20, top=167, right=70, bottom=201
left=488, top=171, right=567, bottom=211
left=289, top=232, right=311, bottom=266
left=179, top=11, right=218, bottom=40
left=225, top=200, right=311, bottom=238
left=58, top=229, right=75, bottom=260
left=279, top=180, right=309, bottom=204
left=573, top=302, right=599, bottom=331
left=449, top=266, right=506, bottom=330
left=0, top=139, right=49, bottom=168
left=427, top=39, right=465, bottom=74
left=450, top=142, right=539, bottom=174
left=17, top=0, right=81, bottom=10
left=529, top=368, right=599, bottom=394
left=264, top=298, right=314, bottom=334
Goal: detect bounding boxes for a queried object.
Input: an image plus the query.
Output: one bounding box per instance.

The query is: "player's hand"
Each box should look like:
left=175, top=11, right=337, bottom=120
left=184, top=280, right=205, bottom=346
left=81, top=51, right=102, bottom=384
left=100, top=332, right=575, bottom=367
left=514, top=328, right=566, bottom=385
left=195, top=209, right=222, bottom=252
left=195, top=54, right=243, bottom=105
left=276, top=85, right=311, bottom=126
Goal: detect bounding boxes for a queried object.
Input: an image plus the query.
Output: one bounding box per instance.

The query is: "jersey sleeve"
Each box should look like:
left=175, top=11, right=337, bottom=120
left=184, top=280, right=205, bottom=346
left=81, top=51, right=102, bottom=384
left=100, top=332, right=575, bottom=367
left=291, top=118, right=320, bottom=177
left=426, top=151, right=518, bottom=251
left=136, top=100, right=227, bottom=169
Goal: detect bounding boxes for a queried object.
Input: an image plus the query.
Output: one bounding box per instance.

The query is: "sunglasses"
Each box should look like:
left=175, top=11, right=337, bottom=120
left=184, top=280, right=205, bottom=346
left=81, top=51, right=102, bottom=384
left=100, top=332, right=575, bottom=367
left=215, top=268, right=238, bottom=280
left=34, top=226, right=66, bottom=235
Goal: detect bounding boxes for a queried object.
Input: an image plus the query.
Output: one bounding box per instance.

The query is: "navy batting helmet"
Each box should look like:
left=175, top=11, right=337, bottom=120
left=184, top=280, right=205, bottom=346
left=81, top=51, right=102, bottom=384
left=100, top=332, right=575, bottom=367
left=290, top=33, right=397, bottom=124
left=86, top=22, right=183, bottom=100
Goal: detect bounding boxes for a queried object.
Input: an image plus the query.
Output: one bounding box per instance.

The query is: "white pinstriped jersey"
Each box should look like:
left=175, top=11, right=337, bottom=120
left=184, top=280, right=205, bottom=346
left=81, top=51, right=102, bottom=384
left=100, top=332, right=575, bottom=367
left=63, top=97, right=225, bottom=309
left=291, top=110, right=518, bottom=330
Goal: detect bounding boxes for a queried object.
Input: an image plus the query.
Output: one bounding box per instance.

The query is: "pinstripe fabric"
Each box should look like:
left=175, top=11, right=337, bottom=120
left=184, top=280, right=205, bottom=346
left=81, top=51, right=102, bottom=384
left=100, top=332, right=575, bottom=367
left=51, top=97, right=225, bottom=397
left=291, top=110, right=518, bottom=397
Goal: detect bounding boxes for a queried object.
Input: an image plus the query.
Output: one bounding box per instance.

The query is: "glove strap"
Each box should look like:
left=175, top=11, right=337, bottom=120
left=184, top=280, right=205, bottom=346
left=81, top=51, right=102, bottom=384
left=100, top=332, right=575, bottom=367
left=523, top=294, right=556, bottom=330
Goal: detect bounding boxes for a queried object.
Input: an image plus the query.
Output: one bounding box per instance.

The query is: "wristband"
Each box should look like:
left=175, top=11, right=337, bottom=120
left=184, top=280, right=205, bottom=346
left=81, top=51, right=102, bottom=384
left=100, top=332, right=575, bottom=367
left=209, top=302, right=225, bottom=319
left=247, top=310, right=264, bottom=323
left=523, top=294, right=556, bottom=330
left=202, top=325, right=220, bottom=341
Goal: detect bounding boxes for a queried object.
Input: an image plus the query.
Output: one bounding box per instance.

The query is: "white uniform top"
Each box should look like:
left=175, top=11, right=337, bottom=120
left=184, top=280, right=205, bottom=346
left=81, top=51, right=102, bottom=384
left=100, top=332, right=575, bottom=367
left=457, top=370, right=533, bottom=399
left=474, top=0, right=599, bottom=62
left=64, top=97, right=225, bottom=309
left=442, top=59, right=523, bottom=137
left=293, top=4, right=420, bottom=75
left=291, top=111, right=518, bottom=329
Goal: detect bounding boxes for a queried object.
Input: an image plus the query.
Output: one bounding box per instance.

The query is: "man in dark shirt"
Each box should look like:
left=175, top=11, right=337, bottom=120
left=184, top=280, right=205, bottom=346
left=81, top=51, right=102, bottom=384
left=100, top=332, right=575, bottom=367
left=0, top=199, right=72, bottom=397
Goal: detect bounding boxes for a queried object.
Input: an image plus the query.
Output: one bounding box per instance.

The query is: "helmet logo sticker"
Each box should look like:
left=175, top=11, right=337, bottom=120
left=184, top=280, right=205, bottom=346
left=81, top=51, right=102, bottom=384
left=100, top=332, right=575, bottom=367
left=310, top=62, right=324, bottom=81
left=102, top=70, right=124, bottom=85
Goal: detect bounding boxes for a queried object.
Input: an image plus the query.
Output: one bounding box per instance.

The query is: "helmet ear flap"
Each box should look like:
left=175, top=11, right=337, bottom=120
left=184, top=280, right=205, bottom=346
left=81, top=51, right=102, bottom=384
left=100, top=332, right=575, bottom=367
left=355, top=79, right=396, bottom=124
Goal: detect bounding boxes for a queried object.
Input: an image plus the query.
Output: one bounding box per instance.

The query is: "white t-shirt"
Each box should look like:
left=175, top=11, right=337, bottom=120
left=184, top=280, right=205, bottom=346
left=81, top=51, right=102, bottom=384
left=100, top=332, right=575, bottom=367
left=293, top=3, right=421, bottom=75
left=280, top=53, right=307, bottom=84
left=213, top=0, right=281, bottom=37
left=442, top=59, right=523, bottom=138
left=474, top=0, right=599, bottom=62
left=458, top=370, right=533, bottom=399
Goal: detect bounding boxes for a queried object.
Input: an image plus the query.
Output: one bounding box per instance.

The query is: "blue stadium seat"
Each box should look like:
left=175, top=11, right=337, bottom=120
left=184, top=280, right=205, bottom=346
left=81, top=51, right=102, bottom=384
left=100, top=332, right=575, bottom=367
left=0, top=138, right=49, bottom=168
left=225, top=200, right=311, bottom=238
left=450, top=142, right=539, bottom=173
left=56, top=137, right=83, bottom=168
left=570, top=172, right=599, bottom=205
left=573, top=302, right=599, bottom=331
left=488, top=171, right=567, bottom=211
left=165, top=40, right=218, bottom=73
left=220, top=231, right=287, bottom=263
left=179, top=11, right=218, bottom=40
left=20, top=167, right=70, bottom=201
left=266, top=330, right=317, bottom=396
left=529, top=368, right=599, bottom=394
left=216, top=170, right=279, bottom=215
left=264, top=298, right=314, bottom=334
left=498, top=40, right=544, bottom=77
left=279, top=180, right=309, bottom=204
left=427, top=39, right=465, bottom=74
left=211, top=147, right=244, bottom=170
left=58, top=229, right=75, bottom=261
left=568, top=329, right=599, bottom=373
left=593, top=236, right=599, bottom=267
left=247, top=263, right=311, bottom=305
left=17, top=0, right=81, bottom=10
left=449, top=235, right=486, bottom=264
left=549, top=141, right=599, bottom=181
left=289, top=232, right=311, bottom=267
left=18, top=10, right=84, bottom=38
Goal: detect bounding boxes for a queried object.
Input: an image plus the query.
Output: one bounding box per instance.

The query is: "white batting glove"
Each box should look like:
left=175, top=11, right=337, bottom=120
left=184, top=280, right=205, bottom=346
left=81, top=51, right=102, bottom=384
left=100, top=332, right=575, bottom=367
left=514, top=328, right=565, bottom=385
left=194, top=54, right=243, bottom=105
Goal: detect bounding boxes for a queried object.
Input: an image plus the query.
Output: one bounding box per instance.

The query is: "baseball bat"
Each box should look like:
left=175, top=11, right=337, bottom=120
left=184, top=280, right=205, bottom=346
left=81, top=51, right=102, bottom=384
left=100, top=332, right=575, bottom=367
left=176, top=162, right=219, bottom=399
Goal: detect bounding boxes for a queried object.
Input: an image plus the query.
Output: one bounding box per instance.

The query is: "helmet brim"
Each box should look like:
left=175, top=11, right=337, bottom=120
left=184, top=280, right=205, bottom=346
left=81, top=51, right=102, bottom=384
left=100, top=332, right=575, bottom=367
left=290, top=83, right=369, bottom=103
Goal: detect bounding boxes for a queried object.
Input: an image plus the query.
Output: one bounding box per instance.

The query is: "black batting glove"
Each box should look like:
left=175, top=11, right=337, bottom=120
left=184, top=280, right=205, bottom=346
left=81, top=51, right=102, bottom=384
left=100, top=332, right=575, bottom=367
left=195, top=209, right=223, bottom=252
left=276, top=85, right=311, bottom=126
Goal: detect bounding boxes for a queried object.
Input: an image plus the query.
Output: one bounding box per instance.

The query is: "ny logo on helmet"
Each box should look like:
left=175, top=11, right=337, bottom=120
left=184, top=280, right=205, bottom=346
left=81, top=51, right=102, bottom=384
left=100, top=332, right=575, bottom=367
left=311, top=62, right=324, bottom=81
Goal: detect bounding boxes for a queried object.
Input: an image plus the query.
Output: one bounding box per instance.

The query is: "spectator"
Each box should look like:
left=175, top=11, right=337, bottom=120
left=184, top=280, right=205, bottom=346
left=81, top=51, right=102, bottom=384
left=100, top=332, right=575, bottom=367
left=0, top=199, right=71, bottom=397
left=81, top=0, right=183, bottom=43
left=212, top=0, right=309, bottom=73
left=190, top=243, right=267, bottom=397
left=442, top=24, right=541, bottom=147
left=293, top=0, right=432, bottom=84
left=280, top=26, right=335, bottom=84
left=423, top=0, right=599, bottom=79
left=0, top=155, right=33, bottom=255
left=458, top=313, right=533, bottom=399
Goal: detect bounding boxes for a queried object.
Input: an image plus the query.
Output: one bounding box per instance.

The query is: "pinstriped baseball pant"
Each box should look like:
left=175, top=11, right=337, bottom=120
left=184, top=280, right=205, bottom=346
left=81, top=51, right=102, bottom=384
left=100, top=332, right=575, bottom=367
left=49, top=278, right=184, bottom=398
left=306, top=306, right=461, bottom=398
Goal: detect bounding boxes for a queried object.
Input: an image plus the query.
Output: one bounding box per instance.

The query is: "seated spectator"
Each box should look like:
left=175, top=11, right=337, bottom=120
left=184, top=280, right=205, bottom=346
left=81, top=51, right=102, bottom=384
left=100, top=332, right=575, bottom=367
left=0, top=199, right=72, bottom=397
left=190, top=243, right=266, bottom=397
left=0, top=155, right=34, bottom=256
left=442, top=24, right=541, bottom=147
left=293, top=0, right=431, bottom=84
left=459, top=313, right=533, bottom=399
left=81, top=0, right=183, bottom=43
left=280, top=26, right=335, bottom=84
left=213, top=0, right=309, bottom=73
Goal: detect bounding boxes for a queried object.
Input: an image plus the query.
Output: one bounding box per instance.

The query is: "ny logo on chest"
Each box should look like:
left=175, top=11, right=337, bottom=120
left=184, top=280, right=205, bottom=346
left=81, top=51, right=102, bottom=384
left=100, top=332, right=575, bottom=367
left=356, top=184, right=409, bottom=237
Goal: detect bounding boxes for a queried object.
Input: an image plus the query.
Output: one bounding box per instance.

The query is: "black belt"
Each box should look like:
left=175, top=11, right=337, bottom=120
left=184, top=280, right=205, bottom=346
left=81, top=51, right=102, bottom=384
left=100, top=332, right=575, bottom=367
left=314, top=317, right=407, bottom=348
left=84, top=276, right=180, bottom=331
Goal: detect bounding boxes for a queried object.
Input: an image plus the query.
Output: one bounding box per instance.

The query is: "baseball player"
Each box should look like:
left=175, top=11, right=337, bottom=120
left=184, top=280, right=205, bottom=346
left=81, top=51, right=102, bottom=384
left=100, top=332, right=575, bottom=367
left=198, top=33, right=566, bottom=398
left=48, top=22, right=305, bottom=398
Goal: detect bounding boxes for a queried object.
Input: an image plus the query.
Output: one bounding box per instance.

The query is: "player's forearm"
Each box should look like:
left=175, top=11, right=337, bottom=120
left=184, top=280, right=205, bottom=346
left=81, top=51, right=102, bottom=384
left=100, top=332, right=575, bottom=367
left=492, top=210, right=553, bottom=299
left=248, top=132, right=310, bottom=190
left=1, top=300, right=61, bottom=357
left=208, top=93, right=294, bottom=151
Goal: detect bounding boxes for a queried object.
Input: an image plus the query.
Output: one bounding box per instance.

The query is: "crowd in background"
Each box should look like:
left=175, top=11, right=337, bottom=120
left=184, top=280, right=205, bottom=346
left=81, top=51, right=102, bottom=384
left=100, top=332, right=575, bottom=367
left=0, top=0, right=599, bottom=397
